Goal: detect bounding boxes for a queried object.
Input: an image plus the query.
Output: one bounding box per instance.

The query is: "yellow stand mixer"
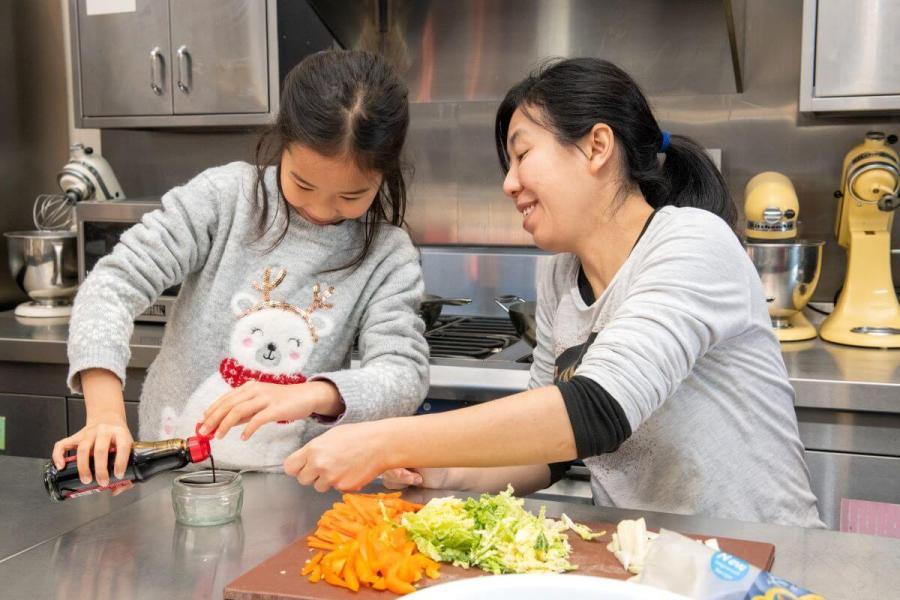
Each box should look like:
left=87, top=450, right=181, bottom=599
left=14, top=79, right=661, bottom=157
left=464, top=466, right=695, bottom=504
left=820, top=132, right=900, bottom=348
left=743, top=172, right=825, bottom=342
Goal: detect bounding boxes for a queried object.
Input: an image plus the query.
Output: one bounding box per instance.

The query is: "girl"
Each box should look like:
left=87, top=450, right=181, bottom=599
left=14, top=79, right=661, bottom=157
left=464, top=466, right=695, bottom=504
left=264, top=58, right=824, bottom=528
left=52, top=50, right=429, bottom=488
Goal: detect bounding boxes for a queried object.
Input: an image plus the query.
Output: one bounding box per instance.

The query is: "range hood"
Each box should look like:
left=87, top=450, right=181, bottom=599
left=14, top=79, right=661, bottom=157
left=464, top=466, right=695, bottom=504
left=306, top=0, right=746, bottom=101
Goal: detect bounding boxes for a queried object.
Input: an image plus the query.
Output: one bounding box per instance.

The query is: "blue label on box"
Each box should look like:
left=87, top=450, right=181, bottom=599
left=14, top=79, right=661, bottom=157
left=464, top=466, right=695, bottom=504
left=710, top=551, right=750, bottom=582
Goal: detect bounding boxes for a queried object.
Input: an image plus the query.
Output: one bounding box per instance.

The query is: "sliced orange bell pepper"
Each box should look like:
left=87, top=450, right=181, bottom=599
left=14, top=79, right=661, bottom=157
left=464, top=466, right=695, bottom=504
left=309, top=565, right=322, bottom=583
left=304, top=493, right=441, bottom=594
left=301, top=551, right=324, bottom=576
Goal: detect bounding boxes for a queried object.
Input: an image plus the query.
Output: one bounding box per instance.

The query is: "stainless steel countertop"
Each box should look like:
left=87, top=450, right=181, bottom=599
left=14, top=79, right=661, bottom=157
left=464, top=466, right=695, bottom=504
left=0, top=457, right=897, bottom=599
left=0, top=456, right=172, bottom=562
left=1, top=309, right=898, bottom=413
left=0, top=311, right=163, bottom=368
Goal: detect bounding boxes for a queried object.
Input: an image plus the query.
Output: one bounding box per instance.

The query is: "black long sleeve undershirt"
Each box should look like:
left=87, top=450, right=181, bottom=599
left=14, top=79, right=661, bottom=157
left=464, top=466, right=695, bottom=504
left=547, top=376, right=632, bottom=484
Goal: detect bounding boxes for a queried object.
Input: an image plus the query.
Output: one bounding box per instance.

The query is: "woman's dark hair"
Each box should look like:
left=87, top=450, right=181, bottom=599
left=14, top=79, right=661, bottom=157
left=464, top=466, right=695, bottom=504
left=495, top=58, right=736, bottom=229
left=254, top=49, right=410, bottom=270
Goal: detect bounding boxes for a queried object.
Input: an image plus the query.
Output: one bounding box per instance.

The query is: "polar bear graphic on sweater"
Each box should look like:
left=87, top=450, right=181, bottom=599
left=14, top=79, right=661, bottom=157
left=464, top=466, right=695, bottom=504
left=169, top=268, right=335, bottom=469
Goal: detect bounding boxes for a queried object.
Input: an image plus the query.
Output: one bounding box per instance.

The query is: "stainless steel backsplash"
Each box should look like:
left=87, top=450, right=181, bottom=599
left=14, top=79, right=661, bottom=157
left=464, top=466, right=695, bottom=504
left=101, top=0, right=900, bottom=302
left=419, top=246, right=547, bottom=316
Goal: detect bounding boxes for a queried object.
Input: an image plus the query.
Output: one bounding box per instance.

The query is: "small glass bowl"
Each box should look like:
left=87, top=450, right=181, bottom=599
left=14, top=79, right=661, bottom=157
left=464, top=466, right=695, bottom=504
left=171, top=470, right=243, bottom=526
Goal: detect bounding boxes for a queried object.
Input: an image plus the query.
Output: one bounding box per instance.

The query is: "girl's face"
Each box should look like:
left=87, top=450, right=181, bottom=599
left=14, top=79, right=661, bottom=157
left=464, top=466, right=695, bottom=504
left=502, top=108, right=609, bottom=252
left=279, top=144, right=383, bottom=226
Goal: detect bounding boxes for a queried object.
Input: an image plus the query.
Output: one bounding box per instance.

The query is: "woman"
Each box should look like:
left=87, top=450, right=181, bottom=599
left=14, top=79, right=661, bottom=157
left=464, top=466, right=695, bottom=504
left=216, top=58, right=823, bottom=528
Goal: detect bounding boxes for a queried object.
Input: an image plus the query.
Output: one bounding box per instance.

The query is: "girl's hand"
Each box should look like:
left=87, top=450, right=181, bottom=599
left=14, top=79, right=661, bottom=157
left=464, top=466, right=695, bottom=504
left=51, top=412, right=134, bottom=488
left=200, top=380, right=343, bottom=440
left=381, top=467, right=453, bottom=490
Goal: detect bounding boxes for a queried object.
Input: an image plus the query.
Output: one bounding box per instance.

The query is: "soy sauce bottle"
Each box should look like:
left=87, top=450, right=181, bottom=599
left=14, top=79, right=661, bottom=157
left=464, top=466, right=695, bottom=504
left=43, top=424, right=214, bottom=502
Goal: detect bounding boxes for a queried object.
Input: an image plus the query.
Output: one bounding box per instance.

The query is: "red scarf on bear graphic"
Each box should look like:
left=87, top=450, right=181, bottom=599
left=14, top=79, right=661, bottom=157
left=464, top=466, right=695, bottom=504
left=219, top=357, right=307, bottom=388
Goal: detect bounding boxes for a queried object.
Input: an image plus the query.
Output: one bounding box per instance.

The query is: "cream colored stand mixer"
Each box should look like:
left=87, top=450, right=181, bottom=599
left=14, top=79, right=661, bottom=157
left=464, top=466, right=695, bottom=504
left=820, top=131, right=900, bottom=348
left=743, top=172, right=824, bottom=342
left=33, top=143, right=125, bottom=232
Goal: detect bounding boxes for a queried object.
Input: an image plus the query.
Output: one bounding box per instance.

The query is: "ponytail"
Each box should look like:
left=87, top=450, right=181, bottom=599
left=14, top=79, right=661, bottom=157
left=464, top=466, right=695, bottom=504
left=657, top=134, right=736, bottom=228
left=496, top=58, right=736, bottom=229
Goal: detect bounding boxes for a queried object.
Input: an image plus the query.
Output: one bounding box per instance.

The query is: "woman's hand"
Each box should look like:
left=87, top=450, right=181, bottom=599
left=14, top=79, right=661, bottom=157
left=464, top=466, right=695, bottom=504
left=52, top=411, right=134, bottom=488
left=381, top=467, right=453, bottom=490
left=284, top=419, right=394, bottom=492
left=381, top=465, right=550, bottom=495
left=200, top=380, right=344, bottom=440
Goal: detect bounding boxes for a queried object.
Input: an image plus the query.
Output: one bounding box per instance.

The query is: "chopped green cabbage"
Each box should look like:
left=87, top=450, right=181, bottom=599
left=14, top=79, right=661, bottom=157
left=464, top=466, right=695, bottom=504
left=401, top=486, right=575, bottom=575
left=561, top=513, right=606, bottom=541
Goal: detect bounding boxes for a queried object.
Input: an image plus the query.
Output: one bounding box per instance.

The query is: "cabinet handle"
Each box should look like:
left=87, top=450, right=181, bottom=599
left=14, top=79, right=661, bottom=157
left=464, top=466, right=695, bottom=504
left=149, top=47, right=164, bottom=95
left=176, top=45, right=192, bottom=94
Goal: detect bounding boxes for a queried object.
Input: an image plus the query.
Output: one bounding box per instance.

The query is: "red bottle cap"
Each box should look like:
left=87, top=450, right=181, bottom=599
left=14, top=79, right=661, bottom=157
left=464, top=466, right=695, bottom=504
left=187, top=423, right=215, bottom=463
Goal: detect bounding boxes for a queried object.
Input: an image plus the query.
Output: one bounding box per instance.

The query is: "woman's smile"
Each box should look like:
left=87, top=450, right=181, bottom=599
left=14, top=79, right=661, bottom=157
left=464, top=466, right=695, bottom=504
left=519, top=201, right=540, bottom=233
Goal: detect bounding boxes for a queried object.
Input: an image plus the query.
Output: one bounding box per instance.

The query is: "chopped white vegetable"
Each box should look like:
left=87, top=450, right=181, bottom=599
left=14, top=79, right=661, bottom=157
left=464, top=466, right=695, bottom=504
left=606, top=518, right=718, bottom=575
left=704, top=538, right=720, bottom=550
left=606, top=517, right=652, bottom=574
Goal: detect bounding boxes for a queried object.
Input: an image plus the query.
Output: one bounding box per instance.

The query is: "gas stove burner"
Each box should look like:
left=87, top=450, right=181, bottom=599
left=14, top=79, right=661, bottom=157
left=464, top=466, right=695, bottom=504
left=425, top=316, right=520, bottom=359
left=427, top=315, right=518, bottom=335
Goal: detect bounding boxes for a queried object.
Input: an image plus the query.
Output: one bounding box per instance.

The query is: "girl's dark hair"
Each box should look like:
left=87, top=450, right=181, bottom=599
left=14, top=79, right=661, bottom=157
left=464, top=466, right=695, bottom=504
left=254, top=50, right=410, bottom=270
left=495, top=58, right=736, bottom=229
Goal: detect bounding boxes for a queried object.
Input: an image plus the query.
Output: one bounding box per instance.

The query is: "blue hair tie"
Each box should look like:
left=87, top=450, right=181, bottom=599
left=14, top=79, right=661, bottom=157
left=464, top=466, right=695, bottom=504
left=659, top=131, right=670, bottom=154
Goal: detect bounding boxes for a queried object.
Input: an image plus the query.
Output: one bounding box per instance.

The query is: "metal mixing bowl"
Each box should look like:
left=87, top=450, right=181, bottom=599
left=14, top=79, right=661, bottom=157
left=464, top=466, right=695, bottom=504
left=4, top=231, right=78, bottom=306
left=743, top=240, right=824, bottom=328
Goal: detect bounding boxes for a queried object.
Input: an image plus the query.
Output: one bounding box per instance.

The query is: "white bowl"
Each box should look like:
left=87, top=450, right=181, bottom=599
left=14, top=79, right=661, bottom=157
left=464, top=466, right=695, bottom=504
left=406, top=574, right=691, bottom=599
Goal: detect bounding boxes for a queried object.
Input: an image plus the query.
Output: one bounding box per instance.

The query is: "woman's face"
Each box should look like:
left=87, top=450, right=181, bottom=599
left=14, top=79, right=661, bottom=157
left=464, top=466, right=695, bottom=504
left=502, top=108, right=605, bottom=252
left=279, top=144, right=383, bottom=226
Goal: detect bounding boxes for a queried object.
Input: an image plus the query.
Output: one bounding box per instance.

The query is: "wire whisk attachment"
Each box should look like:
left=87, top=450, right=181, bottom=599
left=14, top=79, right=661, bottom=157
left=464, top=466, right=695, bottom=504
left=33, top=194, right=76, bottom=231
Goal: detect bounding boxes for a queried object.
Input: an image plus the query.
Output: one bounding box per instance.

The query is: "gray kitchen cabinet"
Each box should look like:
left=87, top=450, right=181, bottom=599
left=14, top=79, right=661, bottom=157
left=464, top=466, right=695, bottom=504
left=800, top=0, right=900, bottom=113
left=170, top=0, right=269, bottom=115
left=796, top=406, right=900, bottom=529
left=66, top=397, right=139, bottom=438
left=70, top=0, right=278, bottom=127
left=805, top=450, right=900, bottom=530
left=0, top=394, right=67, bottom=458
left=0, top=362, right=147, bottom=454
left=75, top=0, right=172, bottom=118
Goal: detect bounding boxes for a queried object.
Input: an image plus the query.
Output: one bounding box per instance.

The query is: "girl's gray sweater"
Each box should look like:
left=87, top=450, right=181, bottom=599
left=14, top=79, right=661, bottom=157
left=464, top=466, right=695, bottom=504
left=67, top=162, right=429, bottom=468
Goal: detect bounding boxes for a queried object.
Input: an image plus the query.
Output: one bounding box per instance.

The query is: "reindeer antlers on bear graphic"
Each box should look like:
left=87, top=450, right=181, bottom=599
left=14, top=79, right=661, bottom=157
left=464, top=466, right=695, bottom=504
left=241, top=268, right=335, bottom=343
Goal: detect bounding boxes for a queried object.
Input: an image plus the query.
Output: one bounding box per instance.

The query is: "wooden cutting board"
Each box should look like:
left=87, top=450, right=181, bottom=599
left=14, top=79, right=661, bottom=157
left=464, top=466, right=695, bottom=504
left=224, top=521, right=775, bottom=599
